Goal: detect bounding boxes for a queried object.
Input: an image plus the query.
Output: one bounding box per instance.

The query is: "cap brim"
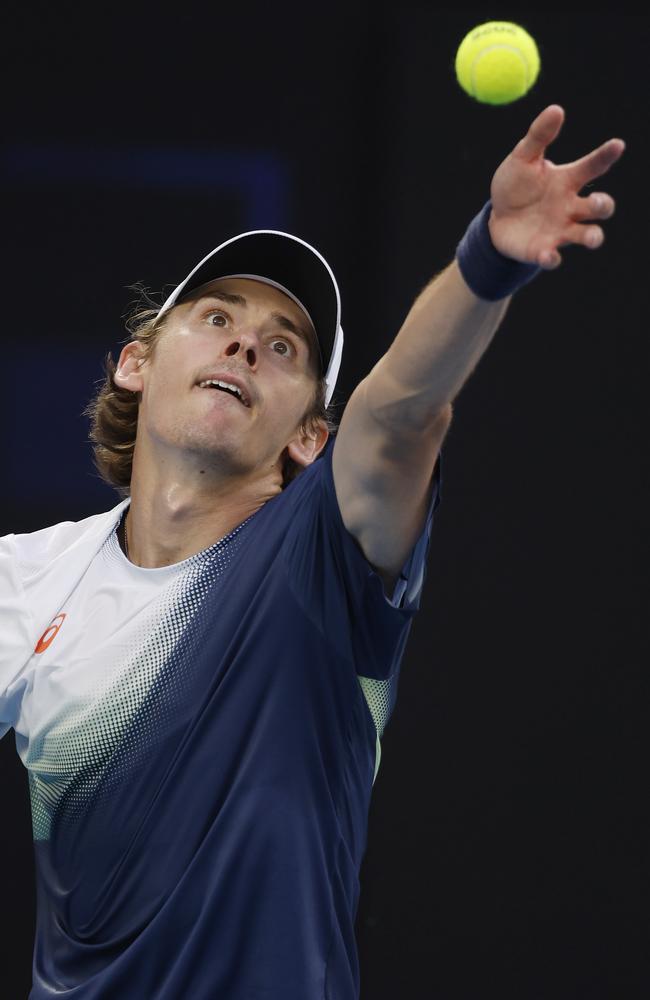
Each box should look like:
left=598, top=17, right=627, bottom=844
left=158, top=230, right=340, bottom=376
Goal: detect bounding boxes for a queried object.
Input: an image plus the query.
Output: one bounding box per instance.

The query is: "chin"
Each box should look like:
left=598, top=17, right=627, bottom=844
left=189, top=436, right=250, bottom=474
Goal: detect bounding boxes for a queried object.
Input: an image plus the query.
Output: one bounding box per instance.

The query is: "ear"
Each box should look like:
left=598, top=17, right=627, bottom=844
left=285, top=418, right=329, bottom=469
left=114, top=341, right=147, bottom=393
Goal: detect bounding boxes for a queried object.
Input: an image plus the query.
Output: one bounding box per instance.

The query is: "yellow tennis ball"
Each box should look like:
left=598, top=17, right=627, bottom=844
left=455, top=21, right=540, bottom=105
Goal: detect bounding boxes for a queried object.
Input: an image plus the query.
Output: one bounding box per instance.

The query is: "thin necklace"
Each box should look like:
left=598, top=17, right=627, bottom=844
left=123, top=511, right=130, bottom=559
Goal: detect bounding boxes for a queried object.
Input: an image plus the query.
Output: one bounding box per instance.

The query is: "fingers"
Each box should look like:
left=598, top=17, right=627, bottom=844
left=537, top=212, right=609, bottom=269
left=571, top=190, right=616, bottom=222
left=564, top=222, right=605, bottom=249
left=569, top=138, right=626, bottom=188
left=538, top=248, right=562, bottom=270
left=514, top=104, right=565, bottom=162
left=539, top=225, right=604, bottom=263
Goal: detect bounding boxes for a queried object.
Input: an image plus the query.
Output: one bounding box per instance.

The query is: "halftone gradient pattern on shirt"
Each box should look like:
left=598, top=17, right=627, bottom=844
left=2, top=440, right=439, bottom=998
left=25, top=521, right=248, bottom=842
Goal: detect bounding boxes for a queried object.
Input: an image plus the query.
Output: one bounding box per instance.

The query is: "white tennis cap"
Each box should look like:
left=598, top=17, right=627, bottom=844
left=157, top=230, right=343, bottom=406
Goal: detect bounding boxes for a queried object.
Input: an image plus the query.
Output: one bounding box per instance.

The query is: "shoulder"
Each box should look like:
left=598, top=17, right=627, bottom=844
left=4, top=500, right=128, bottom=580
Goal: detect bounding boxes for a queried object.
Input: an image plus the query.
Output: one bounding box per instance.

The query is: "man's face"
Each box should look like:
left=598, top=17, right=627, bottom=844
left=122, top=277, right=325, bottom=479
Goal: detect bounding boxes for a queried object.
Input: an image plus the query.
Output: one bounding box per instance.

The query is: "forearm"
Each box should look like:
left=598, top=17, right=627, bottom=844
left=365, top=259, right=510, bottom=428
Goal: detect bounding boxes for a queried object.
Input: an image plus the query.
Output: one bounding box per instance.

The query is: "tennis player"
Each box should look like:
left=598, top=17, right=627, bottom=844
left=0, top=105, right=623, bottom=998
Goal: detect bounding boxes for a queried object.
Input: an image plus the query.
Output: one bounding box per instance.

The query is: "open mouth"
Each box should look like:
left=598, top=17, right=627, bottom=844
left=197, top=379, right=251, bottom=407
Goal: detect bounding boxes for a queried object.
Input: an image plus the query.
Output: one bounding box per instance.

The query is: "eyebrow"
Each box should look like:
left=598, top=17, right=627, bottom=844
left=198, top=290, right=315, bottom=352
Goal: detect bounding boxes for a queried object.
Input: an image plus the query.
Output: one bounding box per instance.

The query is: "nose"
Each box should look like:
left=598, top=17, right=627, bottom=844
left=224, top=332, right=257, bottom=369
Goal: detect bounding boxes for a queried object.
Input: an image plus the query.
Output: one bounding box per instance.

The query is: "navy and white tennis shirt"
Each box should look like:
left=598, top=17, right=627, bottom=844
left=0, top=439, right=440, bottom=999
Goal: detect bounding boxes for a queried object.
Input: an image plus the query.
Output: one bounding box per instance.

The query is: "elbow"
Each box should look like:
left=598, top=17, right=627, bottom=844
left=399, top=399, right=453, bottom=438
left=436, top=401, right=454, bottom=429
left=363, top=371, right=454, bottom=437
left=423, top=401, right=453, bottom=440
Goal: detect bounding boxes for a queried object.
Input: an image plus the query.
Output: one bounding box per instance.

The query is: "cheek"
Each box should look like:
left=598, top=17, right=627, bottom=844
left=146, top=369, right=178, bottom=403
left=279, top=379, right=317, bottom=429
left=140, top=358, right=189, bottom=416
left=150, top=331, right=202, bottom=387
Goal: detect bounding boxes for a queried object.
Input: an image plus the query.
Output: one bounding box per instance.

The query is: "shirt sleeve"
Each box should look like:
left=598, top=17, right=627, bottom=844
left=282, top=437, right=441, bottom=684
left=0, top=536, right=36, bottom=739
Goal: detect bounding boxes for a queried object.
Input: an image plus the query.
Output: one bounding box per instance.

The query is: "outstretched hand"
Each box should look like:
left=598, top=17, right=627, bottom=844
left=488, top=105, right=625, bottom=270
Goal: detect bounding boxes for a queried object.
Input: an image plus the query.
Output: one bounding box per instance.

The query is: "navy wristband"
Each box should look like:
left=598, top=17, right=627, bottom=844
left=456, top=200, right=541, bottom=301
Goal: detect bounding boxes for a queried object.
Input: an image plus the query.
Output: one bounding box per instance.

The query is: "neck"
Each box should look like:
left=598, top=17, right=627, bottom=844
left=123, top=455, right=284, bottom=569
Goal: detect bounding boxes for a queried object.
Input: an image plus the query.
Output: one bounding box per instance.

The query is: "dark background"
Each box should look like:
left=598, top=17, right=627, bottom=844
left=2, top=5, right=648, bottom=998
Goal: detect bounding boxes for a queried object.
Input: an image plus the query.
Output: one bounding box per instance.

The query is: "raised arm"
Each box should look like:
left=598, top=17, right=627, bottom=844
left=332, top=105, right=625, bottom=588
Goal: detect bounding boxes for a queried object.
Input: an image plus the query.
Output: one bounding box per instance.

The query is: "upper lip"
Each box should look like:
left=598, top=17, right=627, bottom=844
left=195, top=372, right=253, bottom=407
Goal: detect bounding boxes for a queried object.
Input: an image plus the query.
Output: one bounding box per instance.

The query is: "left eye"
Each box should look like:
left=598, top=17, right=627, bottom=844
left=208, top=311, right=228, bottom=327
left=270, top=339, right=290, bottom=356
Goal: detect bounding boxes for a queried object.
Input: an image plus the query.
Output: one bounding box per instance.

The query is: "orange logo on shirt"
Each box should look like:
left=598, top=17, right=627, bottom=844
left=34, top=614, right=67, bottom=653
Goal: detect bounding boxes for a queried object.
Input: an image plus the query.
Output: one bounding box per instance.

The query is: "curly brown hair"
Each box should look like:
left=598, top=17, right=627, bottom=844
left=84, top=296, right=337, bottom=498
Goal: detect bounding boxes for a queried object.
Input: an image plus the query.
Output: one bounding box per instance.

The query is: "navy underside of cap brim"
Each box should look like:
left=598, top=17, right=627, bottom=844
left=179, top=234, right=337, bottom=370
